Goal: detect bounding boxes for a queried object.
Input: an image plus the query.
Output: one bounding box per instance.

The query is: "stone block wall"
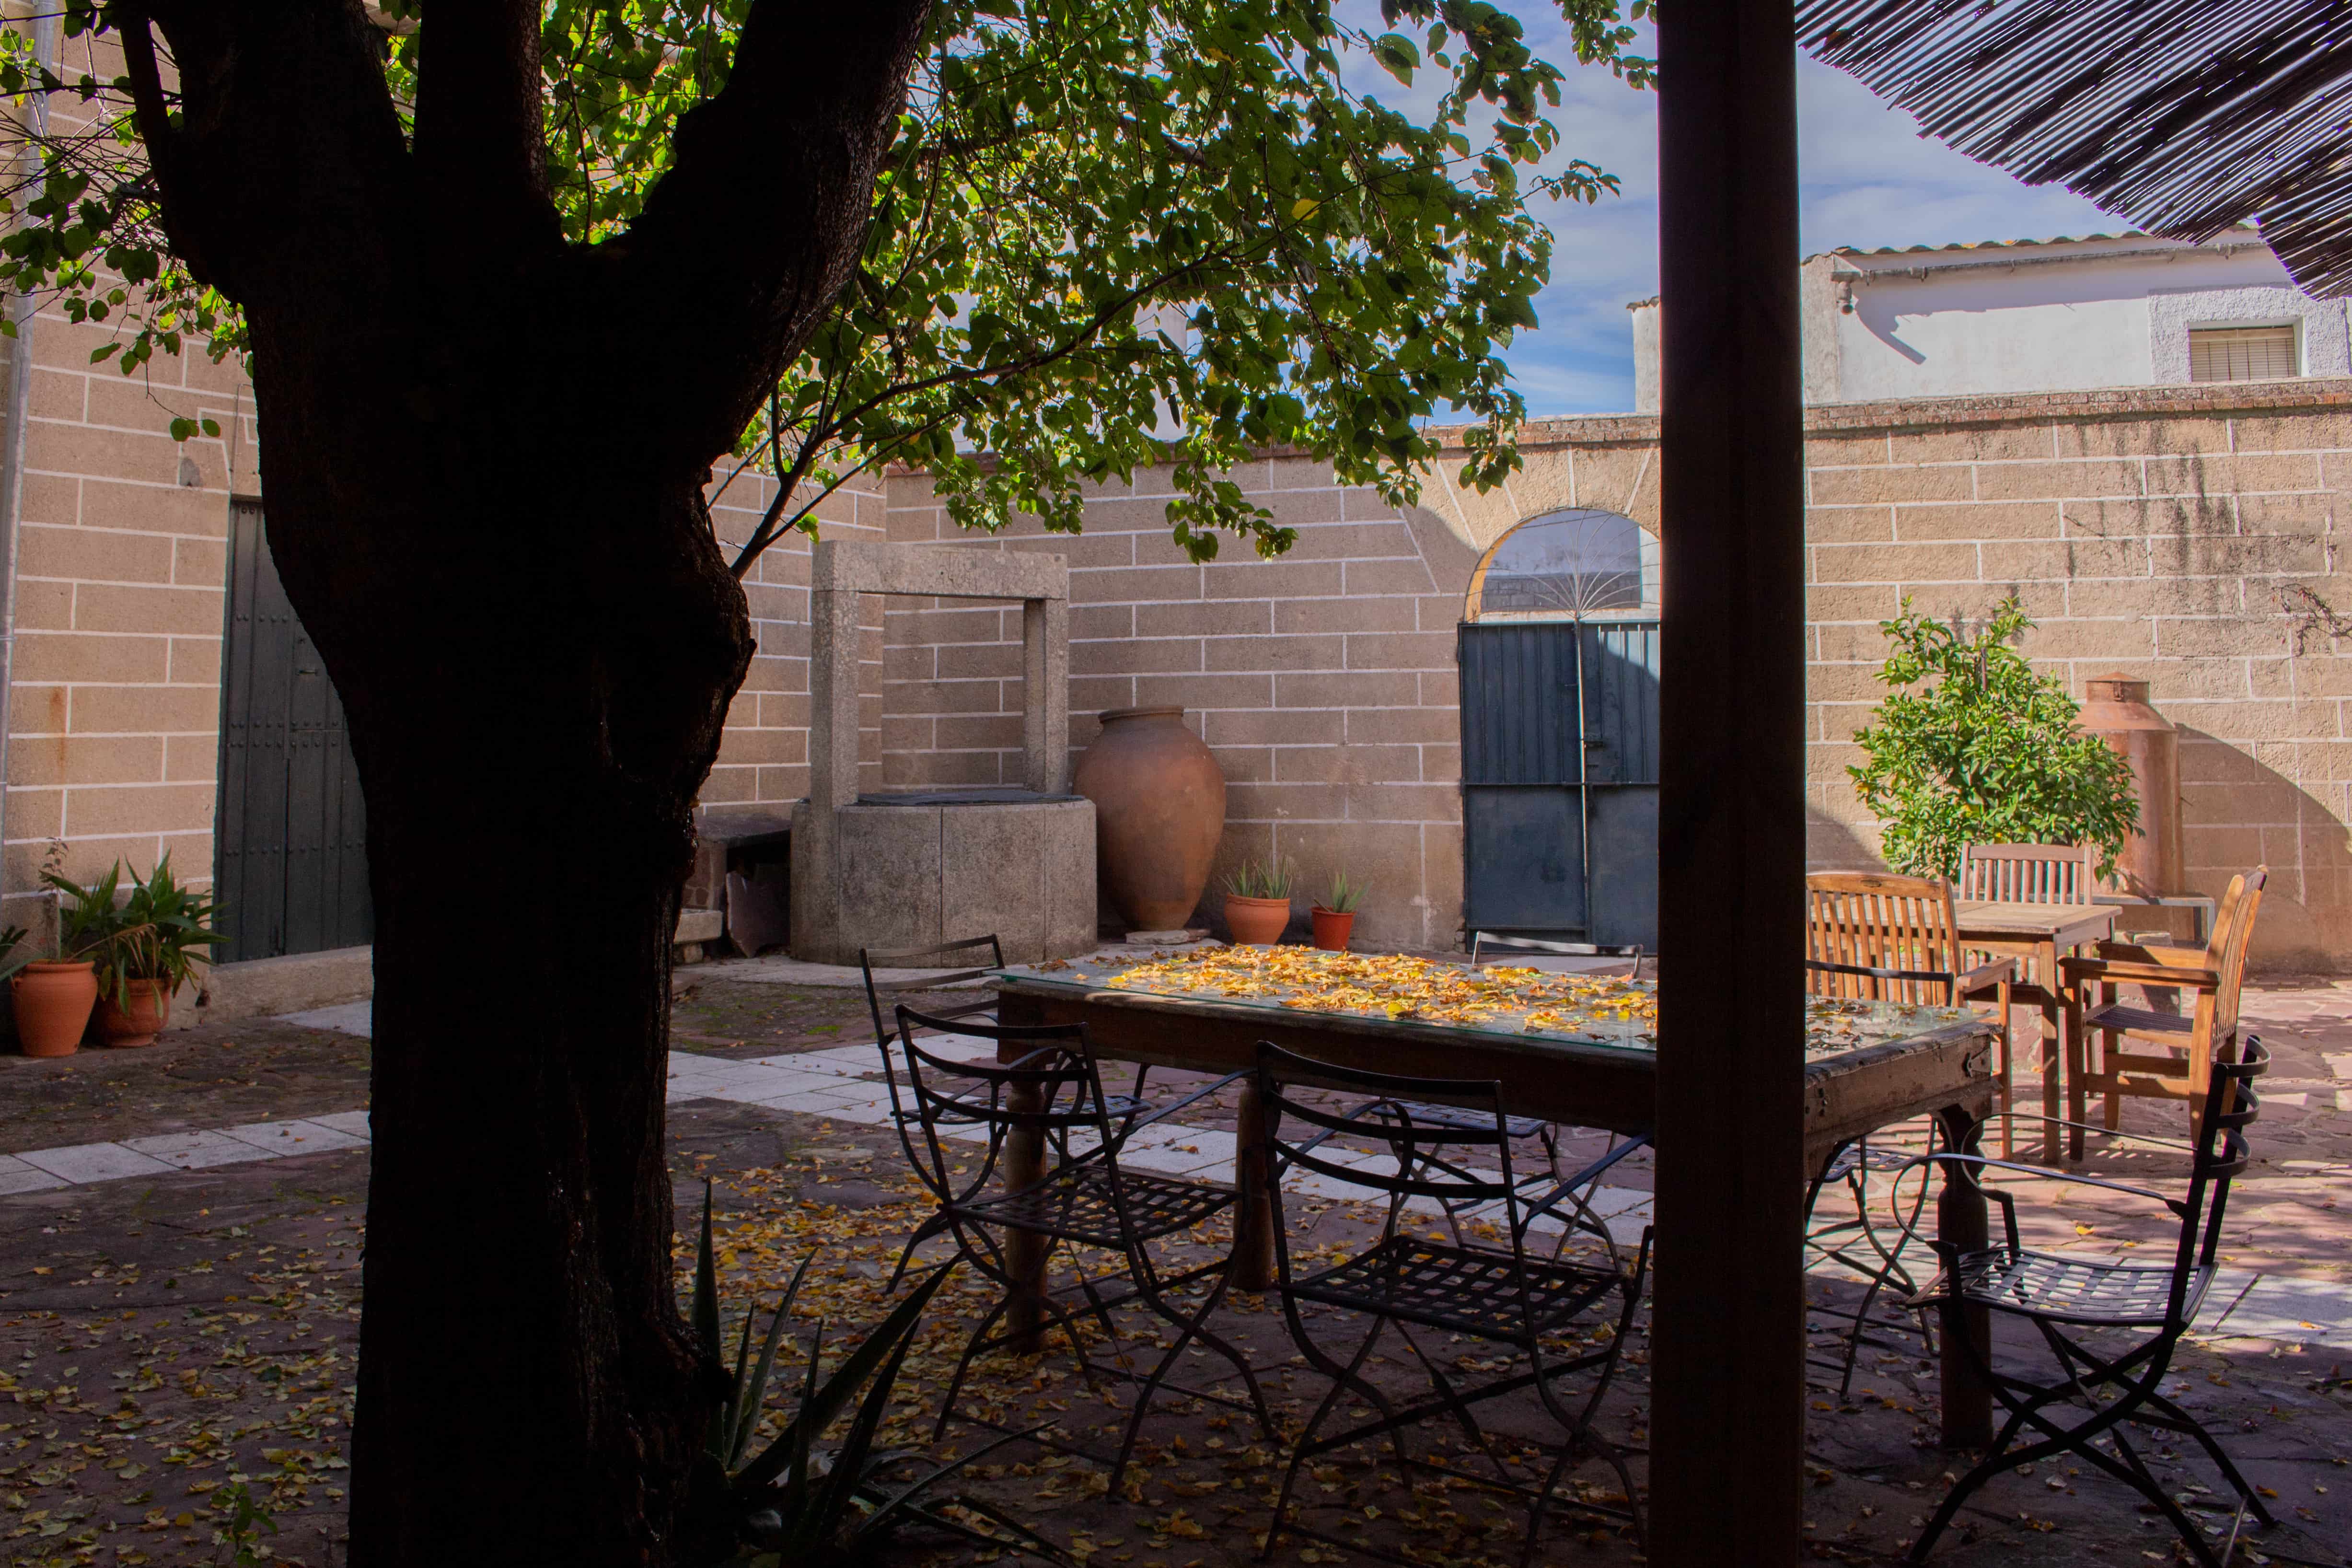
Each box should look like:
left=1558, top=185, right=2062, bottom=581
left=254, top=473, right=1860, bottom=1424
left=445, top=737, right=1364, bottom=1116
left=881, top=465, right=1483, bottom=951
left=0, top=297, right=881, bottom=925
left=875, top=378, right=2352, bottom=970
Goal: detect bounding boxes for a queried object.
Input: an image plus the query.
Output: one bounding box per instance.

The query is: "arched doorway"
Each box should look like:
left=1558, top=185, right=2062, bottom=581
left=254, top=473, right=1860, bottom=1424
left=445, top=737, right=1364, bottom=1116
left=1457, top=510, right=1660, bottom=947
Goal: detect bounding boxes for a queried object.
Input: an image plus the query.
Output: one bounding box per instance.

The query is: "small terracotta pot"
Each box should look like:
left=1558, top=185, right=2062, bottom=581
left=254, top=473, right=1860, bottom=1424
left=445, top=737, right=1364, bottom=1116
left=95, top=978, right=174, bottom=1048
left=1310, top=907, right=1356, bottom=952
left=12, top=960, right=97, bottom=1057
left=1224, top=894, right=1292, bottom=947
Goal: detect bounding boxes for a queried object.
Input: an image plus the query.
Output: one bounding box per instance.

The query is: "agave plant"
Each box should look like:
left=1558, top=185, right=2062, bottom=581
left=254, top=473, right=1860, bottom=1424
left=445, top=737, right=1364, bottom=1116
left=689, top=1185, right=1071, bottom=1568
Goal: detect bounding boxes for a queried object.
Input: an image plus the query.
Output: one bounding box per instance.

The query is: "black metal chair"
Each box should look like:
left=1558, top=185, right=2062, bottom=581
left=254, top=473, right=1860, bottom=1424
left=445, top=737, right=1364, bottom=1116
left=1382, top=930, right=1654, bottom=1260
left=1250, top=1043, right=1651, bottom=1568
left=1890, top=1037, right=2276, bottom=1568
left=1800, top=937, right=2015, bottom=1396
left=892, top=1005, right=1272, bottom=1486
left=863, top=936, right=1148, bottom=1288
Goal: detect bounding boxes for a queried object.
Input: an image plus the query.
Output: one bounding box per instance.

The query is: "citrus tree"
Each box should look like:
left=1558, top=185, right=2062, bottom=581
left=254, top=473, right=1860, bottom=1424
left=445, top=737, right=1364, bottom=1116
left=1849, top=597, right=2140, bottom=880
left=0, top=3, right=1651, bottom=1562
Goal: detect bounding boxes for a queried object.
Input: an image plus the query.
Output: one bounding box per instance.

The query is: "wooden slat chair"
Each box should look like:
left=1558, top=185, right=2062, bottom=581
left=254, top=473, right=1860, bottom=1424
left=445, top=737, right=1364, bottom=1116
left=1958, top=842, right=2095, bottom=1154
left=1802, top=872, right=2016, bottom=1389
left=1958, top=841, right=2095, bottom=906
left=2062, top=868, right=2266, bottom=1153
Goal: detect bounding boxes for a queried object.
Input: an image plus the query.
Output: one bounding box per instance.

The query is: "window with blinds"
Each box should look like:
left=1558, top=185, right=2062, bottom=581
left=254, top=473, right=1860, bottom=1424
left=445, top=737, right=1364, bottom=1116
left=2189, top=324, right=2299, bottom=383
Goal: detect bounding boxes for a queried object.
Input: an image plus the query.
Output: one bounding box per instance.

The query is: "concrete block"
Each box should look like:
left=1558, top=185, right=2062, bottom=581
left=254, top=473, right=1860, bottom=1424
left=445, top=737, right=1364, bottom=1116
left=182, top=945, right=371, bottom=1031
left=675, top=907, right=725, bottom=944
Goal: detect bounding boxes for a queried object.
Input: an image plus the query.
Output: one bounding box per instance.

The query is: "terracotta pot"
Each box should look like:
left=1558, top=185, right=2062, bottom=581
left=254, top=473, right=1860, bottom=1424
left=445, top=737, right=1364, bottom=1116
left=1310, top=907, right=1356, bottom=952
left=1224, top=893, right=1292, bottom=947
left=1072, top=706, right=1228, bottom=932
left=95, top=978, right=174, bottom=1048
left=12, top=960, right=97, bottom=1057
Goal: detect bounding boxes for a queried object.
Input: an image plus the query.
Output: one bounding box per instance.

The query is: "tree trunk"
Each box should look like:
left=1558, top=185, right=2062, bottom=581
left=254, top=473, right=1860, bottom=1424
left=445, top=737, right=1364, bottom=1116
left=254, top=390, right=754, bottom=1563
left=115, top=7, right=935, bottom=1558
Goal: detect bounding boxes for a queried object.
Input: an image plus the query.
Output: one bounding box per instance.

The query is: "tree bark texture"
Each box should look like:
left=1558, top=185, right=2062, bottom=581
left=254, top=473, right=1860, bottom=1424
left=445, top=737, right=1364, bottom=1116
left=123, top=2, right=934, bottom=1560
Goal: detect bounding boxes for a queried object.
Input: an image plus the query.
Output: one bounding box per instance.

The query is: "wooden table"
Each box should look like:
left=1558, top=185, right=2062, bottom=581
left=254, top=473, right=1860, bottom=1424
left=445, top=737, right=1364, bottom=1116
left=993, top=973, right=2001, bottom=1448
left=1955, top=899, right=2117, bottom=1161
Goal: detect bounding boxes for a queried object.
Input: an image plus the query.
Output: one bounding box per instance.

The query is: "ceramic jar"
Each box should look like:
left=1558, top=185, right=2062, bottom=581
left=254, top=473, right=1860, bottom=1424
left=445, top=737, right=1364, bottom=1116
left=12, top=960, right=97, bottom=1057
left=1072, top=707, right=1227, bottom=933
left=95, top=978, right=173, bottom=1048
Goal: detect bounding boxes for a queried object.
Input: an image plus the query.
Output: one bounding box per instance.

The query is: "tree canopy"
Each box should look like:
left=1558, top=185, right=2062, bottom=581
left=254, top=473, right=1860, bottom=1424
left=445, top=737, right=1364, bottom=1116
left=1849, top=597, right=2141, bottom=880
left=2, top=0, right=1653, bottom=566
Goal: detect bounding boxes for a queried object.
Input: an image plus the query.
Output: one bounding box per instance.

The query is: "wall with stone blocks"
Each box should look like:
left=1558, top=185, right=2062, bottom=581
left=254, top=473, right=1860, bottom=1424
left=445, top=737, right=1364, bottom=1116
left=881, top=465, right=1483, bottom=952
left=0, top=291, right=880, bottom=927
left=876, top=378, right=2352, bottom=970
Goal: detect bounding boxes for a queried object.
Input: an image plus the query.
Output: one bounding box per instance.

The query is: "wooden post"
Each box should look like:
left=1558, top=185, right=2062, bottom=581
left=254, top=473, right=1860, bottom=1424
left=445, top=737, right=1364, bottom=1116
left=1647, top=0, right=1808, bottom=1562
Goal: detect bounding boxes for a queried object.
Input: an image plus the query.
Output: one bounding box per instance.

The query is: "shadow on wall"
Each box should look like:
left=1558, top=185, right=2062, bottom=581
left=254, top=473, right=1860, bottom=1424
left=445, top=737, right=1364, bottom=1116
left=1806, top=806, right=1884, bottom=875
left=2177, top=728, right=2352, bottom=974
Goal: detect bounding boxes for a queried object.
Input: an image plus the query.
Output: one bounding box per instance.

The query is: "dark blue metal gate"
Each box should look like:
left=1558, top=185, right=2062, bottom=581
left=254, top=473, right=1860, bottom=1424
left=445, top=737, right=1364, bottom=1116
left=215, top=500, right=372, bottom=962
left=1459, top=620, right=1659, bottom=947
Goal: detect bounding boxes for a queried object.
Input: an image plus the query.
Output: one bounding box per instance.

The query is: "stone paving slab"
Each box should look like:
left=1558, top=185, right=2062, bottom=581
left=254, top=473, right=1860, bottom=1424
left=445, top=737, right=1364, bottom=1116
left=15, top=1139, right=176, bottom=1182
left=0, top=1152, right=68, bottom=1194
left=121, top=1127, right=282, bottom=1170
left=220, top=1118, right=371, bottom=1156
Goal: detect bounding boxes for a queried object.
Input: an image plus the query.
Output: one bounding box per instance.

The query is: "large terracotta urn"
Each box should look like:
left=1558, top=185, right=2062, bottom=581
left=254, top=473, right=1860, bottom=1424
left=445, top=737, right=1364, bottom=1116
left=1072, top=707, right=1226, bottom=932
left=2078, top=672, right=2183, bottom=897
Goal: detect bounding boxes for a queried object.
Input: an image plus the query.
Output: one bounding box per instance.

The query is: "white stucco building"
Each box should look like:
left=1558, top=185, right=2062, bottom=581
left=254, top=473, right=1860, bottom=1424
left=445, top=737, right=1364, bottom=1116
left=1629, top=229, right=2346, bottom=409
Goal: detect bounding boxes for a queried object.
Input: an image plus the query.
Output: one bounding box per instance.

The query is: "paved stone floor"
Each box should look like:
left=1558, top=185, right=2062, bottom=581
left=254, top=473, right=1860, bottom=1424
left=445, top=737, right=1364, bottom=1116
left=0, top=964, right=2347, bottom=1567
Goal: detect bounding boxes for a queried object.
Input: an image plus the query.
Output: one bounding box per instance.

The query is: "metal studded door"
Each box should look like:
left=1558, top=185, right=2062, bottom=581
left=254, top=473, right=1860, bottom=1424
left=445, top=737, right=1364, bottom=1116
left=1459, top=620, right=1658, bottom=948
left=215, top=500, right=372, bottom=961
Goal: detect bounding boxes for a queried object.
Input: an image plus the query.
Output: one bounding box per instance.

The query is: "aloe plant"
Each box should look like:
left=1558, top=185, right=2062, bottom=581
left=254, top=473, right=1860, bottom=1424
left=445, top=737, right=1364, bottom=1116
left=1318, top=870, right=1365, bottom=914
left=688, top=1185, right=1070, bottom=1567
left=1223, top=856, right=1294, bottom=900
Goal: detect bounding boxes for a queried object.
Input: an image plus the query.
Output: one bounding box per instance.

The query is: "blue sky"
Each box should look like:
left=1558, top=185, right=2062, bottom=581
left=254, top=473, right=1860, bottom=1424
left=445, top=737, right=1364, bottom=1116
left=1391, top=9, right=2121, bottom=416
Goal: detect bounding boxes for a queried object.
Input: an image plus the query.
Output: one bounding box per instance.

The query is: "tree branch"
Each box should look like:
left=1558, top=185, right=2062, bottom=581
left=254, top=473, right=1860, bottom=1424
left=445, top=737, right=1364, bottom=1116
left=614, top=0, right=935, bottom=475
left=413, top=0, right=561, bottom=258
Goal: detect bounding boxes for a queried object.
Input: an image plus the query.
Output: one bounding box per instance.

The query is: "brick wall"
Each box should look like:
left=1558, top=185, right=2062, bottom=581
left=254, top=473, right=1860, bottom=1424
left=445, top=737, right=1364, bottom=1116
left=882, top=464, right=1482, bottom=951
left=877, top=378, right=2352, bottom=970
left=0, top=295, right=882, bottom=930
left=699, top=469, right=888, bottom=814
left=0, top=294, right=246, bottom=929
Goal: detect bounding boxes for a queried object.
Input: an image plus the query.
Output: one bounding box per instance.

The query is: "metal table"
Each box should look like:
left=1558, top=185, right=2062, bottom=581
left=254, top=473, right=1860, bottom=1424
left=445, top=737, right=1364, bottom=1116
left=1956, top=899, right=2118, bottom=1162
left=991, top=967, right=2001, bottom=1447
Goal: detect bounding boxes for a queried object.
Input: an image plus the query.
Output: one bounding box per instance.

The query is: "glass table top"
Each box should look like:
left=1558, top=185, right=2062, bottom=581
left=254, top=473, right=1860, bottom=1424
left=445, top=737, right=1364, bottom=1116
left=994, top=947, right=1976, bottom=1057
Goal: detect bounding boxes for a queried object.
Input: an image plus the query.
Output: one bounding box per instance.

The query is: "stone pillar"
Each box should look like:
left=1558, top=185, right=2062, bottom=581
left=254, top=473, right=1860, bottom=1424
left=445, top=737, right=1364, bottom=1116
left=1023, top=596, right=1070, bottom=794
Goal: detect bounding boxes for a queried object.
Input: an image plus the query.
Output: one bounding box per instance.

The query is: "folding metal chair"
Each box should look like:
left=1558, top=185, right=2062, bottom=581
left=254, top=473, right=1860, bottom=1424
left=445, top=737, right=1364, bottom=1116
left=892, top=1006, right=1272, bottom=1486
left=1803, top=872, right=2017, bottom=1393
left=1251, top=1042, right=1651, bottom=1568
left=864, top=935, right=1147, bottom=1288
left=1377, top=929, right=1655, bottom=1260
left=1891, top=1038, right=2276, bottom=1568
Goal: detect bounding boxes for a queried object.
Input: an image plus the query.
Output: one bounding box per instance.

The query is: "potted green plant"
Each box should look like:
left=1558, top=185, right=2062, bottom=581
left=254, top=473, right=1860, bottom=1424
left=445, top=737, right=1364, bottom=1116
left=45, top=856, right=223, bottom=1049
left=1310, top=870, right=1364, bottom=952
left=1221, top=856, right=1294, bottom=946
left=1849, top=597, right=2140, bottom=879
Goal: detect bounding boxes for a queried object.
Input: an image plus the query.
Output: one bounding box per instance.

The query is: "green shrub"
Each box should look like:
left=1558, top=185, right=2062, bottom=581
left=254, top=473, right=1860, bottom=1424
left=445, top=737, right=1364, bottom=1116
left=1848, top=597, right=2139, bottom=881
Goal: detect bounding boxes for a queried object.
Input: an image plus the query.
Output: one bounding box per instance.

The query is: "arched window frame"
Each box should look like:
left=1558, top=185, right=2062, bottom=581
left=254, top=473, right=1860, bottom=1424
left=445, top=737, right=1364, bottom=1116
left=1464, top=508, right=1659, bottom=623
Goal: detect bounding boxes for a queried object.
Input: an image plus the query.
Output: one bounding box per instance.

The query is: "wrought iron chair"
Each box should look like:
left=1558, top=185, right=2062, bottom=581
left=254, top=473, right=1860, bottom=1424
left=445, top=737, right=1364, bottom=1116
left=892, top=1005, right=1271, bottom=1486
left=1250, top=1042, right=1651, bottom=1568
left=1374, top=930, right=1655, bottom=1260
left=2065, top=868, right=2266, bottom=1150
left=1890, top=1037, right=2275, bottom=1568
left=864, top=936, right=1148, bottom=1288
left=1803, top=872, right=2017, bottom=1393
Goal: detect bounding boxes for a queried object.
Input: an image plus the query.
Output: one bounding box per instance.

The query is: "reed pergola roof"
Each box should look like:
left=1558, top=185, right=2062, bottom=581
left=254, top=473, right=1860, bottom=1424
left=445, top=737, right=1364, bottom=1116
left=1798, top=0, right=2352, bottom=297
